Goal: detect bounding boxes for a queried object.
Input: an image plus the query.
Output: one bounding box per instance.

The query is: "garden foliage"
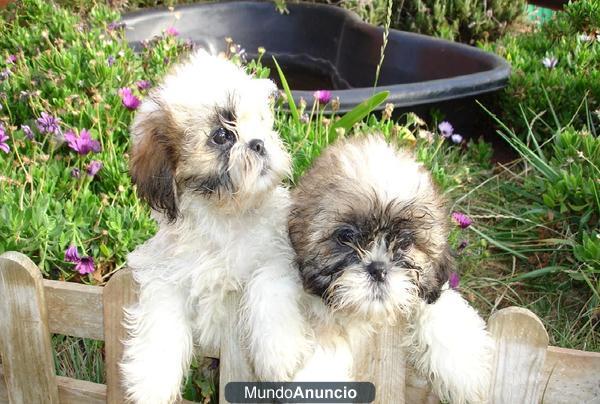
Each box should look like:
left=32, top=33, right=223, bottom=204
left=486, top=0, right=600, bottom=138
left=0, top=0, right=191, bottom=281
left=337, top=0, right=526, bottom=44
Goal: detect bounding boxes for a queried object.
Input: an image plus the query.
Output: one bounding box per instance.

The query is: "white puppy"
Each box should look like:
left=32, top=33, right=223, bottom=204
left=121, top=50, right=310, bottom=404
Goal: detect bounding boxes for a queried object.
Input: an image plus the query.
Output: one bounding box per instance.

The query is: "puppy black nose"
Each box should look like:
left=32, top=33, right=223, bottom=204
left=248, top=139, right=265, bottom=156
left=367, top=261, right=387, bottom=282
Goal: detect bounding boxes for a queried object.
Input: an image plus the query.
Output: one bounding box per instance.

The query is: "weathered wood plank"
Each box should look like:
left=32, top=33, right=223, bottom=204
left=405, top=366, right=439, bottom=404
left=488, top=307, right=549, bottom=404
left=540, top=346, right=600, bottom=404
left=0, top=364, right=105, bottom=404
left=354, top=322, right=406, bottom=404
left=103, top=268, right=138, bottom=404
left=56, top=376, right=106, bottom=404
left=0, top=363, right=7, bottom=403
left=45, top=280, right=104, bottom=340
left=219, top=292, right=254, bottom=404
left=0, top=251, right=59, bottom=403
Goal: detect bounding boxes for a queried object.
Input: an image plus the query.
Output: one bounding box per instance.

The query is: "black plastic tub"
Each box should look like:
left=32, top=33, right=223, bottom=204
left=122, top=1, right=510, bottom=114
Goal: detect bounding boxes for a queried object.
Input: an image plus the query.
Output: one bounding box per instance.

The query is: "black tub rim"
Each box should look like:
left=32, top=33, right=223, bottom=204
left=121, top=0, right=511, bottom=113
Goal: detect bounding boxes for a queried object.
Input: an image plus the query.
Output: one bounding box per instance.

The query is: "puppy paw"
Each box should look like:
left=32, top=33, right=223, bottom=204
left=406, top=289, right=494, bottom=404
left=121, top=362, right=183, bottom=404
left=293, top=337, right=353, bottom=382
left=250, top=333, right=313, bottom=381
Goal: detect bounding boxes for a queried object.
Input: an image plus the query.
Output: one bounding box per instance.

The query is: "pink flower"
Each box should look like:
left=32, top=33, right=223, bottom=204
left=313, top=90, right=332, bottom=104
left=6, top=55, right=17, bottom=64
left=136, top=80, right=151, bottom=91
left=119, top=87, right=141, bottom=110
left=165, top=26, right=179, bottom=36
left=86, top=160, right=103, bottom=177
left=449, top=272, right=460, bottom=289
left=64, top=245, right=80, bottom=262
left=64, top=129, right=101, bottom=155
left=75, top=257, right=95, bottom=275
left=438, top=121, right=453, bottom=138
left=0, top=124, right=9, bottom=153
left=452, top=211, right=473, bottom=229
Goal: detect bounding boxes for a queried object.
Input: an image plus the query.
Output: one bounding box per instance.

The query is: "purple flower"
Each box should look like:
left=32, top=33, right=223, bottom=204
left=64, top=245, right=80, bottom=263
left=86, top=160, right=103, bottom=177
left=64, top=129, right=101, bottom=155
left=449, top=272, right=460, bottom=289
left=136, top=80, right=151, bottom=91
left=65, top=245, right=95, bottom=274
left=118, top=87, right=141, bottom=111
left=451, top=133, right=463, bottom=144
left=0, top=124, right=10, bottom=153
left=107, top=21, right=126, bottom=31
left=21, top=124, right=34, bottom=140
left=452, top=211, right=473, bottom=229
left=75, top=256, right=95, bottom=275
left=71, top=168, right=81, bottom=178
left=107, top=56, right=115, bottom=66
left=438, top=121, right=454, bottom=138
left=542, top=56, right=558, bottom=69
left=165, top=26, right=179, bottom=36
left=6, top=55, right=17, bottom=64
left=313, top=90, right=332, bottom=104
left=36, top=112, right=61, bottom=135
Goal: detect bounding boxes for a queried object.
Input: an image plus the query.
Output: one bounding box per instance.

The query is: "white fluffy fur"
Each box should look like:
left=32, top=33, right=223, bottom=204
left=406, top=288, right=494, bottom=403
left=121, top=51, right=311, bottom=404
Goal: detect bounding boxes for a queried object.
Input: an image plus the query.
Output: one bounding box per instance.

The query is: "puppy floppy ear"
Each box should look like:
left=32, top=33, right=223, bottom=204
left=421, top=245, right=454, bottom=304
left=129, top=99, right=180, bottom=222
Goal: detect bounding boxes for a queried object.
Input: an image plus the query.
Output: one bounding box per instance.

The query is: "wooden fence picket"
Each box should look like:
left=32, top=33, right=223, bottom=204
left=488, top=307, right=549, bottom=404
left=218, top=292, right=254, bottom=404
left=0, top=252, right=59, bottom=403
left=355, top=322, right=407, bottom=404
left=103, top=267, right=138, bottom=404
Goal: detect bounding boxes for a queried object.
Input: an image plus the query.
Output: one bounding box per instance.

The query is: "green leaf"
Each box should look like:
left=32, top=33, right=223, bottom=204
left=272, top=57, right=299, bottom=124
left=329, top=91, right=389, bottom=138
left=507, top=266, right=565, bottom=282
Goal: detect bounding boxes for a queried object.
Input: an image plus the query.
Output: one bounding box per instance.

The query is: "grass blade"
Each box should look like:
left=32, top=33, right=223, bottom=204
left=329, top=91, right=389, bottom=137
left=272, top=56, right=299, bottom=124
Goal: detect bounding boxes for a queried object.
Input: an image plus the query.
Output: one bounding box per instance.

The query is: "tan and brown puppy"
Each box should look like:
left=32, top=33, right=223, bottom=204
left=289, top=134, right=492, bottom=403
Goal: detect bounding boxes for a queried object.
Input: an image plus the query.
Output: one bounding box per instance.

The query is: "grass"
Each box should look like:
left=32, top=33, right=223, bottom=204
left=0, top=0, right=597, bottom=399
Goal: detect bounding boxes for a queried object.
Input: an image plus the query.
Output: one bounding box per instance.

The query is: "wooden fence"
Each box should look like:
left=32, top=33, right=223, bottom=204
left=1, top=251, right=599, bottom=404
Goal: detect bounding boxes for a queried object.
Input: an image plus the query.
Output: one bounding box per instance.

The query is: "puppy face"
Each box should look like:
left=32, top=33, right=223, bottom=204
left=289, top=135, right=453, bottom=323
left=130, top=51, right=291, bottom=220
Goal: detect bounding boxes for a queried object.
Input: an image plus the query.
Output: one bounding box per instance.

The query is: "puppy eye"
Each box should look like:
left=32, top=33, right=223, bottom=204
left=335, top=227, right=357, bottom=245
left=211, top=127, right=235, bottom=146
left=397, top=234, right=413, bottom=250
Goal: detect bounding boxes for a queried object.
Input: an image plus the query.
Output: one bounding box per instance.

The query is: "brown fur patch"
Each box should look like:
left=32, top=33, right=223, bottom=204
left=129, top=100, right=182, bottom=221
